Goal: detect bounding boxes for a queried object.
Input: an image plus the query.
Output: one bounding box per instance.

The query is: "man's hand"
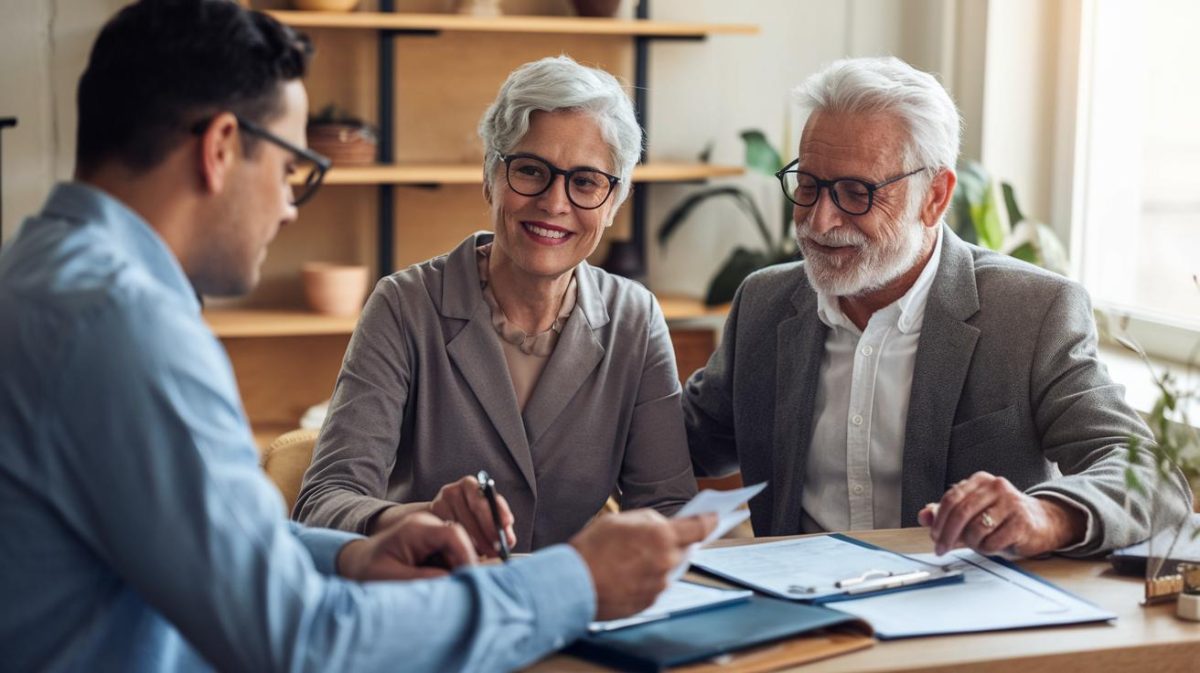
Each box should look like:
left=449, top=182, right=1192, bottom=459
left=569, top=509, right=717, bottom=621
left=918, top=471, right=1086, bottom=557
left=429, top=475, right=517, bottom=558
left=337, top=511, right=478, bottom=581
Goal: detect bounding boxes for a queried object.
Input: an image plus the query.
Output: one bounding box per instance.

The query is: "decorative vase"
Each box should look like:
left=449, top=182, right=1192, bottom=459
left=570, top=0, right=620, bottom=17
left=302, top=263, right=370, bottom=316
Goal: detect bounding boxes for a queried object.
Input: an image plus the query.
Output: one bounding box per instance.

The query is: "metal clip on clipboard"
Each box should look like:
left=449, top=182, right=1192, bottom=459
left=788, top=567, right=963, bottom=598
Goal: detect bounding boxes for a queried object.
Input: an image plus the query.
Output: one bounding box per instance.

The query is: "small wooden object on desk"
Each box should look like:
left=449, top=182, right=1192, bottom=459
left=302, top=262, right=369, bottom=317
left=1177, top=563, right=1200, bottom=621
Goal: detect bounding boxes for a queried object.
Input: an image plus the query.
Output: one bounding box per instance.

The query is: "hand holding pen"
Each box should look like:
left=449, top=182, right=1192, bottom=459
left=429, top=471, right=516, bottom=559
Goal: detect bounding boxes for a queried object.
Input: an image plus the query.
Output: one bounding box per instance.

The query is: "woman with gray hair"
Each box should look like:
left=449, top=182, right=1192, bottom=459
left=294, top=55, right=697, bottom=555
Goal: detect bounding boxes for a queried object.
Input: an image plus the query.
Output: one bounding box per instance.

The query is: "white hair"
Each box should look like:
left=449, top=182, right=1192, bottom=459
left=478, top=55, right=642, bottom=206
left=793, top=56, right=962, bottom=172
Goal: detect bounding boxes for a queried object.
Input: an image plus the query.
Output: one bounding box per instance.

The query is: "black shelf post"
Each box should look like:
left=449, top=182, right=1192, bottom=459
left=0, top=117, right=15, bottom=247
left=377, top=0, right=396, bottom=279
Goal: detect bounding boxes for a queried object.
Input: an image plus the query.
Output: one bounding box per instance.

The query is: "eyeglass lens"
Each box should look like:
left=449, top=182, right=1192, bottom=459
left=506, top=155, right=612, bottom=210
left=781, top=172, right=874, bottom=215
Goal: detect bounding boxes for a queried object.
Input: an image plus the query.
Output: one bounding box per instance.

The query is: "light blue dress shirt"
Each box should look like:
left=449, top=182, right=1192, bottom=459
left=0, top=182, right=595, bottom=672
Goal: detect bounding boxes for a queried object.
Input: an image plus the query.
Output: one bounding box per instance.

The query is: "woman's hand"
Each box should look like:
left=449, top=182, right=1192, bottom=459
left=430, top=474, right=517, bottom=558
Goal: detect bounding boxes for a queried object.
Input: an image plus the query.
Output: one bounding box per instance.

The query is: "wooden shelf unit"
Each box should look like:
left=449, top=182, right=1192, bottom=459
left=266, top=10, right=756, bottom=37
left=305, top=162, right=744, bottom=186
left=219, top=3, right=755, bottom=442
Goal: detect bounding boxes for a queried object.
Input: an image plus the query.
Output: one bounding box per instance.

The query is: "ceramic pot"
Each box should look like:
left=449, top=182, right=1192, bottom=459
left=302, top=263, right=369, bottom=316
left=306, top=123, right=377, bottom=166
left=571, top=0, right=620, bottom=18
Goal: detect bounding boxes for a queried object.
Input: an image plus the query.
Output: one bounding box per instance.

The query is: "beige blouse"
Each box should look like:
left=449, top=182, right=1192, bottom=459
left=476, top=244, right=577, bottom=411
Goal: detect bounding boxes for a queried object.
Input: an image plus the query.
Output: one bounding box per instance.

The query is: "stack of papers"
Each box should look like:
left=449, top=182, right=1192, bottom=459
left=833, top=549, right=1115, bottom=639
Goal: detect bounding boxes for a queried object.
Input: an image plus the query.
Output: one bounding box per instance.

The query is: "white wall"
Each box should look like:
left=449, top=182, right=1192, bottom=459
left=0, top=0, right=126, bottom=244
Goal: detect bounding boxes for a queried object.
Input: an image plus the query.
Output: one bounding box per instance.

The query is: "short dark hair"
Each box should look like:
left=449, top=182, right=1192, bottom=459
left=75, top=0, right=312, bottom=175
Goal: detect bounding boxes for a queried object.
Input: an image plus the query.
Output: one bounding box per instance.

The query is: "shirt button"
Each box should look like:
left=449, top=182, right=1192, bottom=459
left=851, top=414, right=864, bottom=426
left=861, top=345, right=874, bottom=356
left=852, top=484, right=865, bottom=495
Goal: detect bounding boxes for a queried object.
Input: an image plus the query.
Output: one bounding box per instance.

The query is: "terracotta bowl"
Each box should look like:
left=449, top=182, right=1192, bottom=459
left=302, top=263, right=370, bottom=316
left=307, top=124, right=377, bottom=167
left=290, top=0, right=360, bottom=11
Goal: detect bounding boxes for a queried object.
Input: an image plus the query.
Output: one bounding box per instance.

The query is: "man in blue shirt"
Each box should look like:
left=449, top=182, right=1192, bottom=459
left=0, top=2, right=714, bottom=671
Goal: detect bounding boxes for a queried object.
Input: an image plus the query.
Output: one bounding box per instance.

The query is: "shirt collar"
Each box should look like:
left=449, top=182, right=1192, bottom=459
left=815, top=224, right=944, bottom=335
left=40, top=182, right=200, bottom=313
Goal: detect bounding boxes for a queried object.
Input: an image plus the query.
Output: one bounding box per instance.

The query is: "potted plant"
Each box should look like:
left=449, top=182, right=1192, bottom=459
left=949, top=159, right=1070, bottom=274
left=657, top=130, right=798, bottom=306
left=307, top=105, right=378, bottom=167
left=1107, top=314, right=1200, bottom=605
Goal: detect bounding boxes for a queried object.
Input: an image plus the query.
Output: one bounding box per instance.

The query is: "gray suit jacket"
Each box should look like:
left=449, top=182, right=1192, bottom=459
left=684, top=227, right=1190, bottom=555
left=295, top=233, right=696, bottom=550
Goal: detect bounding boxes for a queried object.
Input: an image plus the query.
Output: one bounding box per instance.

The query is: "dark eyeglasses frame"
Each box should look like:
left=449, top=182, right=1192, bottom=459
left=499, top=152, right=621, bottom=211
left=774, top=159, right=929, bottom=216
left=190, top=114, right=331, bottom=207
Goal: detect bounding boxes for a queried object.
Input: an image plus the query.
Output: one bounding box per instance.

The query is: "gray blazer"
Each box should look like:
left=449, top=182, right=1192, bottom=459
left=295, top=233, right=696, bottom=550
left=684, top=227, right=1191, bottom=555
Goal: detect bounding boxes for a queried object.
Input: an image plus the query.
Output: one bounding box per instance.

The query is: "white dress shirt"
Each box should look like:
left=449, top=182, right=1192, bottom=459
left=801, top=227, right=945, bottom=532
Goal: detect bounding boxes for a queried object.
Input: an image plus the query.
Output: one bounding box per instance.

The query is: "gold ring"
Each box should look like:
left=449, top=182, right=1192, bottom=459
left=980, top=511, right=995, bottom=529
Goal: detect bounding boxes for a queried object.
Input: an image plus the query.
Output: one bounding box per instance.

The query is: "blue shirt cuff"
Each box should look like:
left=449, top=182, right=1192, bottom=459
left=508, top=544, right=596, bottom=650
left=290, top=521, right=364, bottom=575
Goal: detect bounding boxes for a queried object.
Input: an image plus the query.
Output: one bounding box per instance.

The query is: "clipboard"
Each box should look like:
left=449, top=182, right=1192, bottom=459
left=690, top=533, right=963, bottom=603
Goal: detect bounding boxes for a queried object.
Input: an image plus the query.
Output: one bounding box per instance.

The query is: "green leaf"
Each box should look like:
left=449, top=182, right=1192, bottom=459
left=705, top=247, right=770, bottom=305
left=972, top=180, right=1007, bottom=250
left=657, top=186, right=773, bottom=251
left=1001, top=181, right=1025, bottom=225
left=740, top=130, right=783, bottom=177
left=949, top=160, right=991, bottom=245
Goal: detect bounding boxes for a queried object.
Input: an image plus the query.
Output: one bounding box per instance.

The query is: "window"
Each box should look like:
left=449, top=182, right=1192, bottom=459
left=1075, top=0, right=1200, bottom=360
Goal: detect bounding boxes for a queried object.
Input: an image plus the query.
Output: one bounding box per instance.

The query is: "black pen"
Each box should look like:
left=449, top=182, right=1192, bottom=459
left=476, top=469, right=510, bottom=561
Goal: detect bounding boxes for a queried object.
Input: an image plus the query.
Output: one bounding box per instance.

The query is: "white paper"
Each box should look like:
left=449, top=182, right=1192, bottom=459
left=690, top=535, right=945, bottom=600
left=830, top=549, right=1116, bottom=639
left=588, top=581, right=753, bottom=632
left=669, top=482, right=766, bottom=580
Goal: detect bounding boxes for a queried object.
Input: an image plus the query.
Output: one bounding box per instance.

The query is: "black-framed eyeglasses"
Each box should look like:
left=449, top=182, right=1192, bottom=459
left=775, top=159, right=929, bottom=216
left=191, top=115, right=331, bottom=207
left=499, top=152, right=620, bottom=210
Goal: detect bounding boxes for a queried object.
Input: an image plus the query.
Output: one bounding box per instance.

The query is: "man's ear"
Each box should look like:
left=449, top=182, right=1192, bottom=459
left=921, top=167, right=956, bottom=228
left=482, top=180, right=492, bottom=206
left=197, top=112, right=240, bottom=197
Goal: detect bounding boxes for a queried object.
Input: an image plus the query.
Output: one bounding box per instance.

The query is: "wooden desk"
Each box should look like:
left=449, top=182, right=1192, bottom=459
left=529, top=528, right=1200, bottom=673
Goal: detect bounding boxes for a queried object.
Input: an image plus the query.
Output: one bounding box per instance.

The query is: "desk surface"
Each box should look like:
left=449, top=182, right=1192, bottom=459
left=527, top=528, right=1200, bottom=673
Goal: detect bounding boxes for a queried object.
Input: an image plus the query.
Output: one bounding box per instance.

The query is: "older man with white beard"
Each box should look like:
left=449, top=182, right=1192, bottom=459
left=682, top=56, right=1191, bottom=558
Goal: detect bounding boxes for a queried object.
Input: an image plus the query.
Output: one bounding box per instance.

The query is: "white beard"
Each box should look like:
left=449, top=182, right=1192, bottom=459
left=795, top=211, right=928, bottom=298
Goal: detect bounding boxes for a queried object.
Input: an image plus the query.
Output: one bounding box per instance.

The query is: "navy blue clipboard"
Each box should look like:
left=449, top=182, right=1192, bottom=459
left=565, top=595, right=873, bottom=673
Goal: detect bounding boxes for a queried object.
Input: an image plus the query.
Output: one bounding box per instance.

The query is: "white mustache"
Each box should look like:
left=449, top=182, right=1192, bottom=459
left=796, top=222, right=868, bottom=248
